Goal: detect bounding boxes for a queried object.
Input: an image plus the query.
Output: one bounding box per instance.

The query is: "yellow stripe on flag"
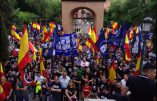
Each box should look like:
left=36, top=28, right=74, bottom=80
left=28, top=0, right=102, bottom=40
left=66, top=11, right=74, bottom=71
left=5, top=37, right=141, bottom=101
left=88, top=27, right=98, bottom=43
left=18, top=26, right=30, bottom=70
left=109, top=61, right=116, bottom=83
left=11, top=30, right=21, bottom=40
left=125, top=34, right=131, bottom=61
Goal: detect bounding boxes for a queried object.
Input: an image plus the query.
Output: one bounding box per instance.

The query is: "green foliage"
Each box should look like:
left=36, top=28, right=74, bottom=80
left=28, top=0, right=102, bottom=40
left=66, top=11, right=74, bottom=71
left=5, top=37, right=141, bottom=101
left=0, top=14, right=9, bottom=62
left=23, top=0, right=61, bottom=22
left=104, top=0, right=157, bottom=52
left=13, top=9, right=39, bottom=24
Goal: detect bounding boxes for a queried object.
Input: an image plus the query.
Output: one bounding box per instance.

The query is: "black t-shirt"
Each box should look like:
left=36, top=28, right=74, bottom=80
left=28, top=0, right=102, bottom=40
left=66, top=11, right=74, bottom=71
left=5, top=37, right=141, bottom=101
left=71, top=75, right=81, bottom=89
left=66, top=87, right=77, bottom=96
left=49, top=82, right=61, bottom=96
left=126, top=75, right=156, bottom=101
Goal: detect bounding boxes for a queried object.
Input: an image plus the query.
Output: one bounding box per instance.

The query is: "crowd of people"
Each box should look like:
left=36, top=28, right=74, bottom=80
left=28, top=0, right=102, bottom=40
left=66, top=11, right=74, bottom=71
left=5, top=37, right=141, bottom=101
left=0, top=23, right=156, bottom=101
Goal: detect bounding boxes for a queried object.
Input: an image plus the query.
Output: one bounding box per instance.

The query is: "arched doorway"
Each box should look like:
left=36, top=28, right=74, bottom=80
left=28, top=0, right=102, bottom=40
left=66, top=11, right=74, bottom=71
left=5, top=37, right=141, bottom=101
left=72, top=8, right=95, bottom=35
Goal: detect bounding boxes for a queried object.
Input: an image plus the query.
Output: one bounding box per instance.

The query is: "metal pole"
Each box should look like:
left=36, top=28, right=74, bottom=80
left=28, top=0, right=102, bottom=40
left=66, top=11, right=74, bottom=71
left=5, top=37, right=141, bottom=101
left=139, top=31, right=146, bottom=74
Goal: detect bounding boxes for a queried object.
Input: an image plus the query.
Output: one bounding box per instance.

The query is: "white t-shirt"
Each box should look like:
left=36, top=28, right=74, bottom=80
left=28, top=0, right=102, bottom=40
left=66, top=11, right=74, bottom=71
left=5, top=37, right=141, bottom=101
left=81, top=61, right=89, bottom=67
left=59, top=76, right=70, bottom=89
left=35, top=75, right=44, bottom=83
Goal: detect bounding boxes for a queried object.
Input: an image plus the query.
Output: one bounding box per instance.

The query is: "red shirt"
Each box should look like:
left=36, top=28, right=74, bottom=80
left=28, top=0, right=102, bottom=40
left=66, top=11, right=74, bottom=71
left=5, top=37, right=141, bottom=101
left=2, top=81, right=12, bottom=97
left=82, top=85, right=91, bottom=97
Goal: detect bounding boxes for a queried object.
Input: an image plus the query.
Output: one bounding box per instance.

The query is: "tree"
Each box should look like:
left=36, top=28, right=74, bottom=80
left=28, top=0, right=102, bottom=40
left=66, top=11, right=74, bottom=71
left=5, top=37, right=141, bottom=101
left=0, top=14, right=9, bottom=62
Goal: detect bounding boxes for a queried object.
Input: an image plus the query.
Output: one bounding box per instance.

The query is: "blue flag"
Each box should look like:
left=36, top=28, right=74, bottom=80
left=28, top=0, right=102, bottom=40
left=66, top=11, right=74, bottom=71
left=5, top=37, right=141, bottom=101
left=108, top=29, right=121, bottom=47
left=95, top=31, right=109, bottom=60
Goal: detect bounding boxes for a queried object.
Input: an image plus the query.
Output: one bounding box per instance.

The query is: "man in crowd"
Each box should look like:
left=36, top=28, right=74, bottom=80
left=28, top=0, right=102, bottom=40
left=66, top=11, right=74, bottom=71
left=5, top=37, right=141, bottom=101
left=121, top=63, right=156, bottom=101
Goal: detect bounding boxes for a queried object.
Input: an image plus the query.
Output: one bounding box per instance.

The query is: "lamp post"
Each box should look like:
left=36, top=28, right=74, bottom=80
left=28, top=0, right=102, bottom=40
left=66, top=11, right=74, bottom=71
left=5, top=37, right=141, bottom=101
left=140, top=17, right=153, bottom=74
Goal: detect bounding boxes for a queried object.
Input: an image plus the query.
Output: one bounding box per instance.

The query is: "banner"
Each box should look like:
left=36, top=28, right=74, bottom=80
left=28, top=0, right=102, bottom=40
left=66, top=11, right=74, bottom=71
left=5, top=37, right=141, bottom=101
left=55, top=33, right=77, bottom=56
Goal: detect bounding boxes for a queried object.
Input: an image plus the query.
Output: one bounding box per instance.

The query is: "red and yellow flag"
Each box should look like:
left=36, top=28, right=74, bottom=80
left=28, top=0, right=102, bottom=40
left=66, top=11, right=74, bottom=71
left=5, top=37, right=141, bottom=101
left=112, top=21, right=118, bottom=30
left=11, top=25, right=21, bottom=40
left=0, top=84, right=6, bottom=101
left=124, top=34, right=131, bottom=61
left=11, top=25, right=37, bottom=53
left=18, top=26, right=31, bottom=70
left=134, top=53, right=142, bottom=76
left=88, top=27, right=98, bottom=43
left=128, top=27, right=134, bottom=40
left=49, top=22, right=56, bottom=36
left=41, top=26, right=50, bottom=43
left=0, top=62, right=4, bottom=78
left=109, top=60, right=116, bottom=83
left=39, top=47, right=46, bottom=76
left=105, top=27, right=110, bottom=39
left=87, top=26, right=99, bottom=51
left=32, top=22, right=40, bottom=32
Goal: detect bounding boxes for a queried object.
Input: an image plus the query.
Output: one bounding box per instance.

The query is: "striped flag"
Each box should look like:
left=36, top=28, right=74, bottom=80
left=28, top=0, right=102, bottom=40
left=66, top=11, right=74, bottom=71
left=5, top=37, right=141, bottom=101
left=105, top=27, right=110, bottom=39
left=32, top=22, right=40, bottom=32
left=87, top=26, right=99, bottom=51
left=111, top=21, right=119, bottom=34
left=134, top=53, right=142, bottom=76
left=49, top=22, right=56, bottom=36
left=18, top=25, right=31, bottom=71
left=11, top=25, right=21, bottom=40
left=11, top=25, right=37, bottom=53
left=41, top=26, right=50, bottom=43
left=88, top=26, right=98, bottom=43
left=128, top=26, right=134, bottom=40
left=39, top=47, right=46, bottom=76
left=124, top=33, right=131, bottom=61
left=109, top=60, right=116, bottom=83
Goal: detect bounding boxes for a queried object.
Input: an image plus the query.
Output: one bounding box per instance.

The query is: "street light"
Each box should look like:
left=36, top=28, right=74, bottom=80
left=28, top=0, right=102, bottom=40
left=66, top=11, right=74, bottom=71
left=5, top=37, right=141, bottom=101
left=142, top=17, right=153, bottom=33
left=140, top=17, right=153, bottom=74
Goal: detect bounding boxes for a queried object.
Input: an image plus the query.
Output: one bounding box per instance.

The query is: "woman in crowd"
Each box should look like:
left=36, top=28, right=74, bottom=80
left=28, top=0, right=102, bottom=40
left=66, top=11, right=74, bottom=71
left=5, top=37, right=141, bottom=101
left=65, top=80, right=77, bottom=101
left=82, top=81, right=92, bottom=100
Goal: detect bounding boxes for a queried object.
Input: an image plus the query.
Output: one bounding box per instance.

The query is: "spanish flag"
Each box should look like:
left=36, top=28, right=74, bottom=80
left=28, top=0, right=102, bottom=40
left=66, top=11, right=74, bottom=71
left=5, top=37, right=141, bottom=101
left=18, top=25, right=31, bottom=70
left=0, top=62, right=4, bottom=78
left=49, top=22, right=56, bottom=36
left=85, top=40, right=91, bottom=49
left=40, top=58, right=46, bottom=76
left=11, top=26, right=21, bottom=40
left=124, top=33, right=131, bottom=61
left=32, top=22, right=40, bottom=32
left=0, top=84, right=6, bottom=101
left=87, top=26, right=99, bottom=51
left=109, top=60, right=116, bottom=83
left=128, top=26, right=134, bottom=40
left=11, top=25, right=37, bottom=53
left=111, top=21, right=119, bottom=34
left=105, top=27, right=110, bottom=39
left=39, top=48, right=46, bottom=76
left=112, top=21, right=119, bottom=30
left=41, top=26, right=50, bottom=43
left=88, top=26, right=98, bottom=43
left=134, top=53, right=141, bottom=76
